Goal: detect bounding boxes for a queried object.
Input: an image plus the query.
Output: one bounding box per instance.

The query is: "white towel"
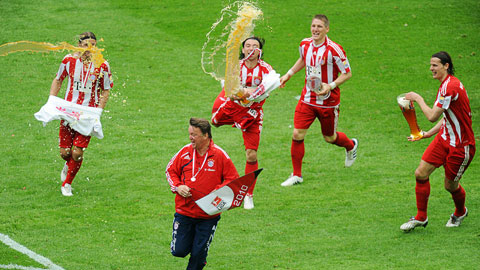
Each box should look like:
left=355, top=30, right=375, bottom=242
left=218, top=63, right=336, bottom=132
left=34, top=95, right=104, bottom=139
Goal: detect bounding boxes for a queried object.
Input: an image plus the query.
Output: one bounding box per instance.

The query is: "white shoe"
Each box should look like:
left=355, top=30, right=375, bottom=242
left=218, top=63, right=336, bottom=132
left=446, top=208, right=468, bottom=227
left=281, top=174, right=303, bottom=187
left=61, top=184, right=73, bottom=197
left=61, top=162, right=68, bottom=182
left=345, top=138, right=358, bottom=167
left=400, top=217, right=428, bottom=232
left=244, top=195, right=254, bottom=210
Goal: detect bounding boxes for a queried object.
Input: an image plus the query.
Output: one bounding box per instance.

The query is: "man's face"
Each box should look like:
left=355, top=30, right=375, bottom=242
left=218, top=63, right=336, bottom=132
left=242, top=38, right=261, bottom=60
left=430, top=57, right=448, bottom=81
left=189, top=126, right=209, bottom=150
left=79, top=38, right=97, bottom=48
left=311, top=18, right=329, bottom=43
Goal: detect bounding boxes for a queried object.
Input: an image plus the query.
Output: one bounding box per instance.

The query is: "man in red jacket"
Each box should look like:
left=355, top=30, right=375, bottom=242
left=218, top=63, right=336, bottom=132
left=166, top=118, right=239, bottom=269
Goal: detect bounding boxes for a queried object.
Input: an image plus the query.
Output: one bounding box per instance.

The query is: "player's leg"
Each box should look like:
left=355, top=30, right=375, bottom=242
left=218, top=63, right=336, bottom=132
left=211, top=100, right=235, bottom=127
left=318, top=107, right=357, bottom=167
left=171, top=213, right=195, bottom=258
left=242, top=117, right=261, bottom=209
left=281, top=103, right=313, bottom=186
left=59, top=121, right=74, bottom=195
left=62, top=133, right=91, bottom=196
left=188, top=215, right=220, bottom=270
left=211, top=88, right=226, bottom=114
left=401, top=137, right=444, bottom=232
left=444, top=144, right=475, bottom=227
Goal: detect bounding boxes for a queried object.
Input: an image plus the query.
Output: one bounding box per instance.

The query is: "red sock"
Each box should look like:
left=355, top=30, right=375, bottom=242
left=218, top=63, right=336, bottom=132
left=291, top=139, right=304, bottom=177
left=333, top=132, right=354, bottom=150
left=246, top=161, right=258, bottom=195
left=450, top=185, right=466, bottom=217
left=414, top=178, right=430, bottom=221
left=63, top=158, right=83, bottom=186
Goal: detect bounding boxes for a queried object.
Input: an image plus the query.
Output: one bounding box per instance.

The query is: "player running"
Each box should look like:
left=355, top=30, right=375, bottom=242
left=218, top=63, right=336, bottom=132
left=211, top=36, right=280, bottom=209
left=49, top=32, right=113, bottom=196
left=279, top=14, right=358, bottom=187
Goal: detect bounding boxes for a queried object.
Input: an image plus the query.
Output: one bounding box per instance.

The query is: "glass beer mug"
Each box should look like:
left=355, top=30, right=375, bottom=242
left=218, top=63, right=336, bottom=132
left=397, top=94, right=423, bottom=141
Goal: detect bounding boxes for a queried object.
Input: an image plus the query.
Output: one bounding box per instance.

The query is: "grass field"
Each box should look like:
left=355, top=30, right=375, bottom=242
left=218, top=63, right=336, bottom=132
left=1, top=0, right=479, bottom=269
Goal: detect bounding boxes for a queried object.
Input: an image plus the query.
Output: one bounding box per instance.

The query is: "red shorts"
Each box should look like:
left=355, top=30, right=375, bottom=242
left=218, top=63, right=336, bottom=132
left=422, top=135, right=476, bottom=181
left=59, top=120, right=91, bottom=149
left=212, top=100, right=263, bottom=151
left=293, top=101, right=339, bottom=136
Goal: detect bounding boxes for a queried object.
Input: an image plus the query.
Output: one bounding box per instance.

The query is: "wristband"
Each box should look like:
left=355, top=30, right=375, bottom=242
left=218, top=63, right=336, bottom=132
left=329, top=81, right=337, bottom=89
left=287, top=69, right=295, bottom=77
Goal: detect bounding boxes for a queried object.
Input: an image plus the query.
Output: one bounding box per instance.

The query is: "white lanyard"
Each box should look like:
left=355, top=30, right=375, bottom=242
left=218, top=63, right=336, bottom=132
left=191, top=149, right=208, bottom=182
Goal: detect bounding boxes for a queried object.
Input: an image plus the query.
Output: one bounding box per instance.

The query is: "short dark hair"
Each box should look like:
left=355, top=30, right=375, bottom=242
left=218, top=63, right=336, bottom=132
left=189, top=118, right=212, bottom=138
left=432, top=51, right=455, bottom=75
left=313, top=14, right=329, bottom=27
left=79, top=32, right=97, bottom=42
left=239, top=36, right=265, bottom=59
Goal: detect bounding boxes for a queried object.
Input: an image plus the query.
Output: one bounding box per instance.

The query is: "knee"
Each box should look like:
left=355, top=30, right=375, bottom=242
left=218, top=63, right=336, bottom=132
left=323, top=135, right=336, bottom=144
left=414, top=168, right=428, bottom=180
left=246, top=149, right=257, bottom=162
left=171, top=248, right=189, bottom=258
left=60, top=148, right=71, bottom=161
left=292, top=129, right=306, bottom=141
left=72, top=148, right=84, bottom=162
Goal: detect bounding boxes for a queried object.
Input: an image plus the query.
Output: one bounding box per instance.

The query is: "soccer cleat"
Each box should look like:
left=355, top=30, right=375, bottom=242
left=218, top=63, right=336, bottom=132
left=345, top=138, right=358, bottom=167
left=400, top=217, right=428, bottom=232
left=61, top=183, right=73, bottom=197
left=281, top=174, right=303, bottom=187
left=61, top=162, right=68, bottom=182
left=446, top=208, right=468, bottom=227
left=244, top=195, right=254, bottom=210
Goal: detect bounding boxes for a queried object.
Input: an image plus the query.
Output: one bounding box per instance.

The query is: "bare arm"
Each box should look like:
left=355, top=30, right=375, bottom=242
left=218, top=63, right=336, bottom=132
left=49, top=78, right=63, bottom=96
left=405, top=92, right=444, bottom=122
left=280, top=57, right=305, bottom=88
left=98, top=89, right=110, bottom=109
left=423, top=119, right=443, bottom=138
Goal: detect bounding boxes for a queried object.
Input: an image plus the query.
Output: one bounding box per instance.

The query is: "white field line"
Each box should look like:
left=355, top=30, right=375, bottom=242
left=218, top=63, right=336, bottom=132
left=0, top=233, right=64, bottom=270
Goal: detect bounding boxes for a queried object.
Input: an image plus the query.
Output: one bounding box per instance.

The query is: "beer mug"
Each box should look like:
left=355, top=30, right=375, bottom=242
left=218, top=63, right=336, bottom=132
left=397, top=94, right=423, bottom=141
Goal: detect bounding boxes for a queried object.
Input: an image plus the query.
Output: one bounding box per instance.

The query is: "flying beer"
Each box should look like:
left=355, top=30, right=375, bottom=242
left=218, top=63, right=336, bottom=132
left=397, top=94, right=423, bottom=141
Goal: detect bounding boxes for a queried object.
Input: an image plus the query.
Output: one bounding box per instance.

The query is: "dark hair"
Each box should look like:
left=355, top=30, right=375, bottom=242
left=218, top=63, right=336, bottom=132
left=432, top=51, right=454, bottom=75
left=239, top=36, right=265, bottom=59
left=189, top=118, right=212, bottom=138
left=313, top=14, right=329, bottom=27
left=79, top=32, right=97, bottom=42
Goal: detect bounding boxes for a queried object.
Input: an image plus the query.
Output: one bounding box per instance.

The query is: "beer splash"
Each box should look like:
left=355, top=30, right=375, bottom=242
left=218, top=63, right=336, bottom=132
left=201, top=1, right=263, bottom=97
left=397, top=94, right=424, bottom=141
left=0, top=40, right=106, bottom=68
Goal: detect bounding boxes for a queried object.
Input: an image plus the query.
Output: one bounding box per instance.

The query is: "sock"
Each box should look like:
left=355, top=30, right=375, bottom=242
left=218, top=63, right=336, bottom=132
left=63, top=157, right=83, bottom=186
left=245, top=160, right=258, bottom=195
left=450, top=185, right=466, bottom=217
left=414, top=178, right=430, bottom=221
left=333, top=132, right=354, bottom=151
left=291, top=139, right=304, bottom=177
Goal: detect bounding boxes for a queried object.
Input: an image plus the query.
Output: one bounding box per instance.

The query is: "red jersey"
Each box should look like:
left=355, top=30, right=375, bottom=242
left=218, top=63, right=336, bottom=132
left=166, top=140, right=239, bottom=219
left=434, top=75, right=475, bottom=147
left=299, top=36, right=351, bottom=107
left=55, top=54, right=113, bottom=108
left=234, top=58, right=274, bottom=109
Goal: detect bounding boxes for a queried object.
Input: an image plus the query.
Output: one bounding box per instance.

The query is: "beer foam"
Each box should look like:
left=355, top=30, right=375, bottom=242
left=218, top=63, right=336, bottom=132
left=397, top=94, right=410, bottom=108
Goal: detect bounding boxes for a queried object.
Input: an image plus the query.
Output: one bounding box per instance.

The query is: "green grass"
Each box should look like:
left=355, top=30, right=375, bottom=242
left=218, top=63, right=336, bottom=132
left=1, top=0, right=479, bottom=269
